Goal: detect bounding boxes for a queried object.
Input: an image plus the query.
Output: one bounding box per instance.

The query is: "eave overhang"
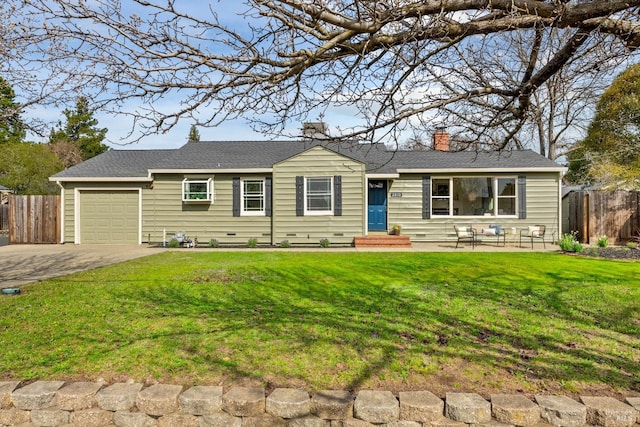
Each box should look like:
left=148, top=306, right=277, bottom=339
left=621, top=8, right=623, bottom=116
left=148, top=168, right=274, bottom=174
left=49, top=177, right=153, bottom=182
left=366, top=173, right=400, bottom=179
left=397, top=167, right=567, bottom=174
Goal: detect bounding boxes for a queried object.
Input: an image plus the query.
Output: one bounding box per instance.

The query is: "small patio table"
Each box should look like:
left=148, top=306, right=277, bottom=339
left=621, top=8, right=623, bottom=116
left=503, top=227, right=518, bottom=246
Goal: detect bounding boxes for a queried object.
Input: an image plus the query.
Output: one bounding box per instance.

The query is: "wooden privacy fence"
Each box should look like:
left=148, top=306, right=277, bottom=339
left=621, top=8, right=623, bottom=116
left=8, top=195, right=60, bottom=244
left=566, top=191, right=640, bottom=243
left=0, top=204, right=7, bottom=230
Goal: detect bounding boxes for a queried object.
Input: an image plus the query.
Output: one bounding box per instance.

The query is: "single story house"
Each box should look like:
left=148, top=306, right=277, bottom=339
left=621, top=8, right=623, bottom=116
left=49, top=133, right=566, bottom=245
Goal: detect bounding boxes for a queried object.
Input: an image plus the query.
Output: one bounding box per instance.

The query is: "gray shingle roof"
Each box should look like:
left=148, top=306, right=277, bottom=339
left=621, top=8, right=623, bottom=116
left=153, top=141, right=312, bottom=169
left=387, top=149, right=562, bottom=171
left=51, top=140, right=563, bottom=179
left=51, top=150, right=176, bottom=178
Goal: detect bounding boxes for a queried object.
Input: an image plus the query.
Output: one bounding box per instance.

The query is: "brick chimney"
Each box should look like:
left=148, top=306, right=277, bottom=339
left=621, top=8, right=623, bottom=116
left=433, top=128, right=450, bottom=151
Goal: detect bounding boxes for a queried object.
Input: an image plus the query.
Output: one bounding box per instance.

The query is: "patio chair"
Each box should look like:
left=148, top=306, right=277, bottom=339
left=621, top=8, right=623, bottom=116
left=520, top=225, right=546, bottom=249
left=454, top=225, right=476, bottom=249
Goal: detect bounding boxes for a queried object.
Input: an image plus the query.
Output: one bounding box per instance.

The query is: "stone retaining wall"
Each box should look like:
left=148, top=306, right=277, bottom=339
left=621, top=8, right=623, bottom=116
left=1, top=380, right=639, bottom=427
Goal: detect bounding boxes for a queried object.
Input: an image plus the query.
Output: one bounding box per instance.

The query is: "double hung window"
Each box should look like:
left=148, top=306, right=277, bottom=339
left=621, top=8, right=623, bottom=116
left=496, top=178, right=516, bottom=216
left=305, top=177, right=333, bottom=214
left=241, top=179, right=265, bottom=215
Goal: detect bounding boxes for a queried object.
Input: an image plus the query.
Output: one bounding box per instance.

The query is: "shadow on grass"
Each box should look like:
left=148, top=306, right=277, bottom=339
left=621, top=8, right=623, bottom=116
left=3, top=251, right=638, bottom=394
left=96, top=252, right=640, bottom=393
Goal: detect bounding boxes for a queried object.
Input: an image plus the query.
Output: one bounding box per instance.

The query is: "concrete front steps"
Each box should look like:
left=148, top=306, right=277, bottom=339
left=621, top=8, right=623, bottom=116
left=353, top=235, right=412, bottom=248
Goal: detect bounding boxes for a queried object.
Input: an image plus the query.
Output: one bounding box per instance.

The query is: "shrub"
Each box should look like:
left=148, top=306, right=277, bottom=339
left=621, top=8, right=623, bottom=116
left=208, top=239, right=219, bottom=248
left=280, top=240, right=291, bottom=248
left=167, top=239, right=180, bottom=248
left=596, top=235, right=609, bottom=248
left=319, top=238, right=330, bottom=248
left=558, top=232, right=583, bottom=253
left=557, top=233, right=573, bottom=251
left=626, top=241, right=638, bottom=249
left=247, top=237, right=258, bottom=248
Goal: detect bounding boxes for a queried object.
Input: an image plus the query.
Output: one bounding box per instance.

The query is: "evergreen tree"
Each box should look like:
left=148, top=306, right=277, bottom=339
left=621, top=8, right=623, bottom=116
left=0, top=76, right=26, bottom=144
left=188, top=124, right=200, bottom=142
left=49, top=97, right=108, bottom=160
left=567, top=64, right=640, bottom=189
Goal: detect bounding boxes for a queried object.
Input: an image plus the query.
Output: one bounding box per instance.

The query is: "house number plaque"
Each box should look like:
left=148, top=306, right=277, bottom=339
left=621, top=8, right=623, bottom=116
left=390, top=192, right=402, bottom=197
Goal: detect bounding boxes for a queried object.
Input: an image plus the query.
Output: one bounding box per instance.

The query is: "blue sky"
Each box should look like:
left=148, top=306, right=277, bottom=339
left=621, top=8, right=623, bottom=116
left=22, top=1, right=271, bottom=149
left=29, top=106, right=366, bottom=154
left=20, top=1, right=363, bottom=150
left=17, top=1, right=621, bottom=154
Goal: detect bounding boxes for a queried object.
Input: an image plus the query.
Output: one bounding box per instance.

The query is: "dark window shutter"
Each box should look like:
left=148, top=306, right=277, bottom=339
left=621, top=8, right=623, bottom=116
left=295, top=176, right=304, bottom=216
left=518, top=175, right=527, bottom=219
left=334, top=175, right=342, bottom=216
left=232, top=177, right=240, bottom=217
left=265, top=177, right=272, bottom=217
left=422, top=176, right=431, bottom=219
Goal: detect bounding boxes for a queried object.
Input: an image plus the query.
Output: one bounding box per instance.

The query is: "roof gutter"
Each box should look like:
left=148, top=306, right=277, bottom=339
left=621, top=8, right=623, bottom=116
left=397, top=167, right=567, bottom=173
left=366, top=173, right=400, bottom=179
left=148, top=168, right=273, bottom=174
left=49, top=177, right=153, bottom=182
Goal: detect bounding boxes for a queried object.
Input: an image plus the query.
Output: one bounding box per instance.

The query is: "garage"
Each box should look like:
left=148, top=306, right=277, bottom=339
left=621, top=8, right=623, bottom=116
left=78, top=190, right=140, bottom=244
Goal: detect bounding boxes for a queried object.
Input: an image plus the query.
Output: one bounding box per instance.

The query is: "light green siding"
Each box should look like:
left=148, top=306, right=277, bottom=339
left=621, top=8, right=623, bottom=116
left=142, top=174, right=272, bottom=245
left=58, top=157, right=561, bottom=246
left=387, top=172, right=561, bottom=242
left=62, top=185, right=74, bottom=243
left=386, top=174, right=424, bottom=236
left=62, top=176, right=273, bottom=245
left=272, top=147, right=366, bottom=245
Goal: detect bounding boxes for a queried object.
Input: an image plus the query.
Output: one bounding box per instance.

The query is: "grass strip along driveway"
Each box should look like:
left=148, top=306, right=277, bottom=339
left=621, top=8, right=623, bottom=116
left=0, top=251, right=638, bottom=397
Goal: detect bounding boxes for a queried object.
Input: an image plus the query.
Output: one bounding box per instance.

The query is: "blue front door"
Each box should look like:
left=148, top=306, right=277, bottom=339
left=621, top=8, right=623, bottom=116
left=368, top=180, right=387, bottom=231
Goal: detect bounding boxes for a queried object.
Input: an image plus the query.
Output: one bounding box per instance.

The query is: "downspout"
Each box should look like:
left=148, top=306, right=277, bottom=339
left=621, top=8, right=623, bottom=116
left=557, top=172, right=562, bottom=244
left=364, top=176, right=369, bottom=236
left=56, top=181, right=65, bottom=244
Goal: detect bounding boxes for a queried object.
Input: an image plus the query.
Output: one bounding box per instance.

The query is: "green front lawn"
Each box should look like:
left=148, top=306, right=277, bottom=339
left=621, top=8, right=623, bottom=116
left=1, top=251, right=638, bottom=396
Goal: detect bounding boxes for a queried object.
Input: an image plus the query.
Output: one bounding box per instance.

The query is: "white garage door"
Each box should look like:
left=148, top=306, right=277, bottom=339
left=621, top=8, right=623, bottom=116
left=79, top=190, right=139, bottom=244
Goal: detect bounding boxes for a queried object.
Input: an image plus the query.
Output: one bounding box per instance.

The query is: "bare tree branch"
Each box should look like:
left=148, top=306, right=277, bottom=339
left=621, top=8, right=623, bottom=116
left=1, top=0, right=639, bottom=147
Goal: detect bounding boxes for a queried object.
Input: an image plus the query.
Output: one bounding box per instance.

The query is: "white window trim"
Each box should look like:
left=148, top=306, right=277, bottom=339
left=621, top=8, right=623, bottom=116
left=496, top=177, right=518, bottom=217
left=431, top=176, right=518, bottom=218
left=240, top=178, right=266, bottom=216
left=304, top=176, right=334, bottom=216
left=182, top=177, right=213, bottom=202
left=431, top=178, right=452, bottom=217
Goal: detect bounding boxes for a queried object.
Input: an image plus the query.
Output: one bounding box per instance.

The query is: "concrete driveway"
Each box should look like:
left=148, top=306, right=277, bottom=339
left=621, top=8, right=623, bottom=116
left=0, top=244, right=164, bottom=289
